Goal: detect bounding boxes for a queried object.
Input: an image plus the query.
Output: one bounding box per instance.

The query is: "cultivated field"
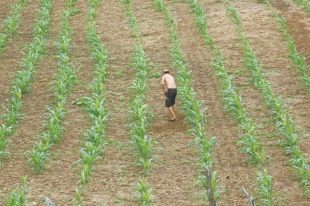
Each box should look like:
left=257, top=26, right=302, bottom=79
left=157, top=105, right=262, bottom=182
left=0, top=0, right=309, bottom=205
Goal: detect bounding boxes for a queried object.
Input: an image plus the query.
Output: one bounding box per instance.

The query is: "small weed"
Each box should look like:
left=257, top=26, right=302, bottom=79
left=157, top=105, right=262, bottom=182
left=148, top=72, right=161, bottom=78
left=115, top=69, right=125, bottom=77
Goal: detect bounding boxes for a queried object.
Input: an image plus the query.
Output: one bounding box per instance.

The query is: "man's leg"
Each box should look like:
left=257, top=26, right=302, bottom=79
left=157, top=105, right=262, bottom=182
left=168, top=106, right=176, bottom=121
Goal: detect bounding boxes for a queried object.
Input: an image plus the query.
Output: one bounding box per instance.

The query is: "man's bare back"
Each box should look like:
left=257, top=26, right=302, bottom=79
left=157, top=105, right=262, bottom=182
left=161, top=73, right=177, bottom=89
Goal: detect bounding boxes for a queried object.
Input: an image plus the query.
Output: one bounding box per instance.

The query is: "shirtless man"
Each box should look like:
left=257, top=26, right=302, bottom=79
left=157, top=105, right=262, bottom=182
left=161, top=69, right=177, bottom=122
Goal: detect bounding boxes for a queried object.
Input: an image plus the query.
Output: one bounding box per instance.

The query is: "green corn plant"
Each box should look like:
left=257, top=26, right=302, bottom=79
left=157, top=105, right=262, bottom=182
left=75, top=187, right=83, bottom=206
left=5, top=176, right=28, bottom=206
left=255, top=169, right=281, bottom=205
left=0, top=33, right=7, bottom=51
left=292, top=0, right=310, bottom=14
left=268, top=8, right=310, bottom=96
left=0, top=124, right=12, bottom=168
left=20, top=0, right=27, bottom=6
left=195, top=171, right=220, bottom=201
left=1, top=2, right=26, bottom=41
left=134, top=179, right=153, bottom=206
left=79, top=164, right=92, bottom=185
left=154, top=0, right=165, bottom=11
left=27, top=141, right=52, bottom=173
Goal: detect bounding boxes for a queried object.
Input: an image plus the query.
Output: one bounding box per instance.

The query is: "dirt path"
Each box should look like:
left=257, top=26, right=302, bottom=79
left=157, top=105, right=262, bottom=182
left=0, top=1, right=40, bottom=117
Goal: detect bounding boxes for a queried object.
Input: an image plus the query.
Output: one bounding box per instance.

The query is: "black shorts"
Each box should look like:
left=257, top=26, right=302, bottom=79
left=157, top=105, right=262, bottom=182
left=165, top=88, right=177, bottom=107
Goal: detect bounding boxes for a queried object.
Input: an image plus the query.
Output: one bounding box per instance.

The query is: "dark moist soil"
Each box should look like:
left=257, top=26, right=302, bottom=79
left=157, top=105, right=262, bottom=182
left=0, top=0, right=309, bottom=205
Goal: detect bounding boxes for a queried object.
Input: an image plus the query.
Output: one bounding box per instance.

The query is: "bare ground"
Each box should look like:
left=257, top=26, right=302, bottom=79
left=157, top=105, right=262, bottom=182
left=0, top=0, right=309, bottom=205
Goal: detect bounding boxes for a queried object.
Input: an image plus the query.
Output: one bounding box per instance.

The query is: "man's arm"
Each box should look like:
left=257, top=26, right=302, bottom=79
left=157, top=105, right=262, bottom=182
left=161, top=76, right=166, bottom=95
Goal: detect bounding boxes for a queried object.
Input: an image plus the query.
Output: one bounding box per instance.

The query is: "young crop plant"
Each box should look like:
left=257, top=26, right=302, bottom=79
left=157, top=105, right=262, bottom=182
left=152, top=0, right=221, bottom=201
left=292, top=0, right=310, bottom=14
left=226, top=2, right=310, bottom=196
left=0, top=1, right=27, bottom=54
left=27, top=2, right=78, bottom=173
left=134, top=179, right=154, bottom=206
left=0, top=0, right=53, bottom=168
left=255, top=169, right=281, bottom=205
left=5, top=176, right=28, bottom=206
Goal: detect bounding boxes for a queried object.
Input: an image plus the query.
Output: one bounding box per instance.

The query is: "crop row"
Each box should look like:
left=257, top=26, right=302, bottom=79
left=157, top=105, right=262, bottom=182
left=260, top=1, right=310, bottom=96
left=292, top=0, right=310, bottom=14
left=0, top=0, right=53, bottom=169
left=74, top=0, right=110, bottom=204
left=121, top=0, right=155, bottom=204
left=0, top=0, right=27, bottom=54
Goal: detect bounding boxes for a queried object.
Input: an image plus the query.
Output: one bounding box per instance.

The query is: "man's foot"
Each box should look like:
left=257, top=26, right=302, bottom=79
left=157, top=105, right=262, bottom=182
left=169, top=118, right=176, bottom=122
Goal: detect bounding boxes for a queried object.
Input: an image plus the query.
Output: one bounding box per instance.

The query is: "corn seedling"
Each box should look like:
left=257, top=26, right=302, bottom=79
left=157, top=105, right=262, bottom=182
left=75, top=187, right=83, bottom=206
left=5, top=176, right=28, bottom=206
left=4, top=12, right=21, bottom=37
left=134, top=179, right=153, bottom=206
left=0, top=1, right=27, bottom=53
left=292, top=0, right=310, bottom=14
left=255, top=169, right=281, bottom=205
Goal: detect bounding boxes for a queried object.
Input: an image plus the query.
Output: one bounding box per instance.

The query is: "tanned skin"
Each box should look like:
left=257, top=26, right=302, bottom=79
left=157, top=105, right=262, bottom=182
left=161, top=70, right=177, bottom=121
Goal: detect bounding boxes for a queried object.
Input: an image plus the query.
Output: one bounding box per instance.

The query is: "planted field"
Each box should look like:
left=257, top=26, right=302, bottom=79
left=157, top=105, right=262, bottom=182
left=0, top=0, right=309, bottom=205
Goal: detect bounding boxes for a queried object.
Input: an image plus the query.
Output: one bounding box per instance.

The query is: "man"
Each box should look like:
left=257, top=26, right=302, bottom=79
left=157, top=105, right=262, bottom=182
left=161, top=69, right=177, bottom=122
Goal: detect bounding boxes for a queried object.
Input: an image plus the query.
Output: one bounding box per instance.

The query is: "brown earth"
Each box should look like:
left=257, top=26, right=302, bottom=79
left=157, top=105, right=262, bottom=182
left=0, top=0, right=309, bottom=205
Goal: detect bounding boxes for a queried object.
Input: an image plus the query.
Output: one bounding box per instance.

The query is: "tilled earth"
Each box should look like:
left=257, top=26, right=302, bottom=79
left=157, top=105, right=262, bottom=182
left=0, top=0, right=309, bottom=205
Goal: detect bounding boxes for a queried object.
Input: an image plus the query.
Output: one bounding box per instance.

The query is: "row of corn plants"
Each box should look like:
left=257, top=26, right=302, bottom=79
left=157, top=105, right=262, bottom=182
left=27, top=0, right=78, bottom=173
left=74, top=0, right=109, bottom=204
left=121, top=0, right=154, bottom=204
left=183, top=0, right=280, bottom=204
left=226, top=2, right=310, bottom=197
left=4, top=176, right=28, bottom=206
left=260, top=1, right=310, bottom=96
left=0, top=0, right=27, bottom=54
left=153, top=0, right=220, bottom=201
left=291, top=0, right=310, bottom=14
left=0, top=0, right=53, bottom=169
